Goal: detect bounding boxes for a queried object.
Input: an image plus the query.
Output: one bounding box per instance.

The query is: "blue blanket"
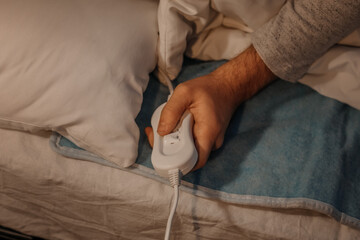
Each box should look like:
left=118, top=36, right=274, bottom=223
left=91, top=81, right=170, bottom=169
left=50, top=58, right=360, bottom=230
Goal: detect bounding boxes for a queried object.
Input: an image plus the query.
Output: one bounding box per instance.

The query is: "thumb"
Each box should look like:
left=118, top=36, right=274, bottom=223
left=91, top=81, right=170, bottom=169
left=157, top=88, right=189, bottom=136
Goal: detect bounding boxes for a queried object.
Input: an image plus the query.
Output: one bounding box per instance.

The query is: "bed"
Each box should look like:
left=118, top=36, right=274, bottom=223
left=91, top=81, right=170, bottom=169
left=1, top=1, right=360, bottom=239
left=2, top=58, right=360, bottom=239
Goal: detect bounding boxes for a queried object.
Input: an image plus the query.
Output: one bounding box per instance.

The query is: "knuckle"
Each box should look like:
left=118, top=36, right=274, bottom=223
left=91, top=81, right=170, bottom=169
left=214, top=136, right=224, bottom=150
left=175, top=83, right=192, bottom=95
left=205, top=119, right=225, bottom=151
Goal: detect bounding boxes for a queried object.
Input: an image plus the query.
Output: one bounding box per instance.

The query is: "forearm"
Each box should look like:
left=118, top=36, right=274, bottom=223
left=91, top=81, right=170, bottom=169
left=252, top=0, right=360, bottom=81
left=210, top=45, right=276, bottom=108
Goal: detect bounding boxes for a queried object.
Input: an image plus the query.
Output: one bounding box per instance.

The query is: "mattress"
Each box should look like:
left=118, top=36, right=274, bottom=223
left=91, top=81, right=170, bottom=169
left=1, top=58, right=360, bottom=239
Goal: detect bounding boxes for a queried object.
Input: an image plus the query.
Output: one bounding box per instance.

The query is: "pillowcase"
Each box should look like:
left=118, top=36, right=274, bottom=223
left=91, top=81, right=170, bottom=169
left=0, top=0, right=158, bottom=167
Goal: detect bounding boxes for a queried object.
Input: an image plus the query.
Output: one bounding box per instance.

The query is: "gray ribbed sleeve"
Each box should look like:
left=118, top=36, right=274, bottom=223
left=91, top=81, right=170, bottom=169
left=252, top=0, right=360, bottom=82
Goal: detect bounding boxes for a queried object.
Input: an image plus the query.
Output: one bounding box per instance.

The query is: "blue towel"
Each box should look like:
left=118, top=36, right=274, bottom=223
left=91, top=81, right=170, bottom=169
left=51, top=58, right=360, bottom=230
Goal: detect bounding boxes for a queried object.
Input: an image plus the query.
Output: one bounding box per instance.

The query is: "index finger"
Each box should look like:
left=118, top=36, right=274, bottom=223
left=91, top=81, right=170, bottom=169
left=157, top=86, right=190, bottom=135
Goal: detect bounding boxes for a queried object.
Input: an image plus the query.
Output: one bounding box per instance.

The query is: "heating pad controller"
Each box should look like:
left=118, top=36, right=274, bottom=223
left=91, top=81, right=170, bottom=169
left=151, top=103, right=198, bottom=178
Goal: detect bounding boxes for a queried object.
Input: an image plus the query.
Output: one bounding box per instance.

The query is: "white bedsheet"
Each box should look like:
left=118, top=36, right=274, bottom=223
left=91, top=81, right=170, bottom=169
left=0, top=128, right=359, bottom=239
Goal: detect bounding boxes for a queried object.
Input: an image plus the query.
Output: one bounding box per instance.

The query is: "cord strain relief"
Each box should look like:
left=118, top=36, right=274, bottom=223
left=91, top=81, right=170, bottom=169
left=168, top=169, right=181, bottom=187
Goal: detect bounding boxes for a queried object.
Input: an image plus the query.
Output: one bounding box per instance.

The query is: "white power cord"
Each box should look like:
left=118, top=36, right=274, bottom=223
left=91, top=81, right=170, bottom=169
left=151, top=74, right=197, bottom=239
left=163, top=77, right=178, bottom=240
left=164, top=75, right=174, bottom=96
left=164, top=169, right=181, bottom=240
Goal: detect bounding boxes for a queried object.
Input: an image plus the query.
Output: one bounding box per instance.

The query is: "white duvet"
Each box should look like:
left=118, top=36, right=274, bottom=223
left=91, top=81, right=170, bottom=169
left=156, top=0, right=360, bottom=110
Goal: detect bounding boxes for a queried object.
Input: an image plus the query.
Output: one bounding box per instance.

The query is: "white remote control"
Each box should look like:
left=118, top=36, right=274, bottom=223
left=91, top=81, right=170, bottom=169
left=151, top=103, right=198, bottom=178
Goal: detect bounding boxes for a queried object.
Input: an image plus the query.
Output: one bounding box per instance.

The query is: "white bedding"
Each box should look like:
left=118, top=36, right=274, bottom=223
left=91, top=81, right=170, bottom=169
left=156, top=0, right=360, bottom=110
left=0, top=128, right=359, bottom=240
left=1, top=1, right=359, bottom=239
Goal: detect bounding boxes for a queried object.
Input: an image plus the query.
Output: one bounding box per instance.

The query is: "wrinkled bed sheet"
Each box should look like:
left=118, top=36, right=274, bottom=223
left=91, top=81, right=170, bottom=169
left=1, top=128, right=359, bottom=239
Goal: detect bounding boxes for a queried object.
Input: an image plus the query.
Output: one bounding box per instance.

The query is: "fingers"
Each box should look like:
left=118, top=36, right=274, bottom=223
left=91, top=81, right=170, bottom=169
left=193, top=140, right=212, bottom=171
left=147, top=79, right=229, bottom=171
left=144, top=127, right=154, bottom=148
left=146, top=119, right=215, bottom=171
left=213, top=134, right=224, bottom=151
left=192, top=123, right=217, bottom=171
left=146, top=124, right=223, bottom=171
left=157, top=85, right=190, bottom=136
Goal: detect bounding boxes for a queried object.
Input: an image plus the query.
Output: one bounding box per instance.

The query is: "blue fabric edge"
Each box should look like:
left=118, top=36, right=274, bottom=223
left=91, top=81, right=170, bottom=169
left=49, top=132, right=360, bottom=230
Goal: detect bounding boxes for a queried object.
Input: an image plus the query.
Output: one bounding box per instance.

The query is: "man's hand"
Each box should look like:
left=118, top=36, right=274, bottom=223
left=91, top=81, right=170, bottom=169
left=145, top=46, right=276, bottom=170
left=145, top=72, right=239, bottom=170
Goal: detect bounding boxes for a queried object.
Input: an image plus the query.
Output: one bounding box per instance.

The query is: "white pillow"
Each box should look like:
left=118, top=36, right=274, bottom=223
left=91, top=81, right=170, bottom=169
left=0, top=0, right=158, bottom=167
